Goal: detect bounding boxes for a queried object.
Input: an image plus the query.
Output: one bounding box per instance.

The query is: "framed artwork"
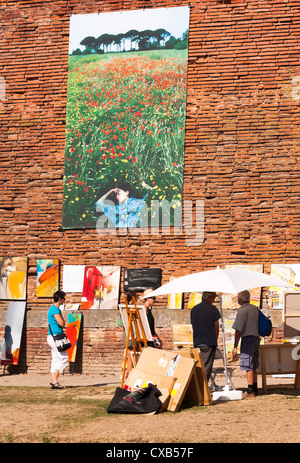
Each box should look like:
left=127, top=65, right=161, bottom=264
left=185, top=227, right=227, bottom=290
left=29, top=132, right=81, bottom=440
left=1, top=301, right=26, bottom=365
left=123, top=268, right=161, bottom=292
left=81, top=265, right=121, bottom=309
left=36, top=259, right=60, bottom=298
left=62, top=6, right=190, bottom=230
left=0, top=257, right=27, bottom=300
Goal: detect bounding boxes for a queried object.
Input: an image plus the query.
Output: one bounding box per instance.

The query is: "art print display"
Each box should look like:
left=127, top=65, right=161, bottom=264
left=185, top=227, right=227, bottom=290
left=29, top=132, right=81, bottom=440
left=1, top=301, right=26, bottom=365
left=66, top=312, right=82, bottom=363
left=123, top=268, right=161, bottom=292
left=82, top=265, right=121, bottom=309
left=62, top=265, right=85, bottom=292
left=36, top=259, right=59, bottom=298
left=187, top=292, right=202, bottom=309
left=167, top=277, right=183, bottom=309
left=269, top=264, right=300, bottom=309
left=222, top=264, right=264, bottom=309
left=62, top=7, right=190, bottom=229
left=0, top=256, right=27, bottom=300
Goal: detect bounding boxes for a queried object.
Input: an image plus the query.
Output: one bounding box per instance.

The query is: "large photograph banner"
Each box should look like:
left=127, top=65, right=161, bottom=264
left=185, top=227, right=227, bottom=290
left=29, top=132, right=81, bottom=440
left=62, top=7, right=190, bottom=229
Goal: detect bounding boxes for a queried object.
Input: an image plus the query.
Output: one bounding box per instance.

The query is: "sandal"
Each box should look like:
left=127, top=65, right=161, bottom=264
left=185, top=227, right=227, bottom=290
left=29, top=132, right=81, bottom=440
left=50, top=382, right=65, bottom=389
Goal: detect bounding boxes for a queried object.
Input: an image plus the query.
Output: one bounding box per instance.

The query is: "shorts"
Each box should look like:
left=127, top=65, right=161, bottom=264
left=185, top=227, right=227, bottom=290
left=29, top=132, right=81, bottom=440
left=240, top=336, right=260, bottom=371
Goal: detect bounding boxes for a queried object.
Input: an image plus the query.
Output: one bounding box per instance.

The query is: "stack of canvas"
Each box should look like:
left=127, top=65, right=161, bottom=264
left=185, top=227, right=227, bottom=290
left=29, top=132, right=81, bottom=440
left=125, top=347, right=211, bottom=412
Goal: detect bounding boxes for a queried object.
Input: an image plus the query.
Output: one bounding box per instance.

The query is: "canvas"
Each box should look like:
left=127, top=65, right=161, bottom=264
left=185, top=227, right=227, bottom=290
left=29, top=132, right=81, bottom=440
left=119, top=304, right=153, bottom=342
left=167, top=276, right=183, bottom=309
left=1, top=301, right=26, bottom=365
left=36, top=259, right=59, bottom=298
left=81, top=265, right=121, bottom=309
left=0, top=256, right=27, bottom=300
left=62, top=6, right=190, bottom=229
left=123, top=268, right=161, bottom=292
left=269, top=264, right=300, bottom=310
left=66, top=312, right=82, bottom=363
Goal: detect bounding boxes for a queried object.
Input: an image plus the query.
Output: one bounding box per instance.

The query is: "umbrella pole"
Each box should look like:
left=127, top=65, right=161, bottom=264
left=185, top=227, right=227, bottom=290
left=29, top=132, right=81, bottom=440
left=219, top=293, right=230, bottom=390
left=212, top=294, right=243, bottom=401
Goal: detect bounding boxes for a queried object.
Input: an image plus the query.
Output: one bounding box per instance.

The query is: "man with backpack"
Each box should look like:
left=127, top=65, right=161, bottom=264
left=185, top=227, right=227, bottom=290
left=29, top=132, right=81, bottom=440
left=232, top=290, right=260, bottom=398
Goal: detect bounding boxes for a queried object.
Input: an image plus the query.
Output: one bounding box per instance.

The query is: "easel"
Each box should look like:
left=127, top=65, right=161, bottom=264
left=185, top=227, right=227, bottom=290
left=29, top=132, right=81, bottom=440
left=121, top=295, right=148, bottom=387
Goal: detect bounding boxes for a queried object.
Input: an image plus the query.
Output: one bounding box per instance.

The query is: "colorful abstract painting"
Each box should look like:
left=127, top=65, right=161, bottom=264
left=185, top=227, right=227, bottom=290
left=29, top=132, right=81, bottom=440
left=36, top=259, right=60, bottom=298
left=0, top=256, right=27, bottom=300
left=82, top=265, right=121, bottom=309
left=167, top=276, right=183, bottom=309
left=66, top=312, right=82, bottom=363
left=1, top=301, right=26, bottom=365
left=62, top=7, right=190, bottom=229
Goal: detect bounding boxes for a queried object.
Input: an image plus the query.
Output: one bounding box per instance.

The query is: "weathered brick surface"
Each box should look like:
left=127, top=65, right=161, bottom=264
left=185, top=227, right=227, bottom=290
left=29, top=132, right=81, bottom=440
left=1, top=0, right=300, bottom=374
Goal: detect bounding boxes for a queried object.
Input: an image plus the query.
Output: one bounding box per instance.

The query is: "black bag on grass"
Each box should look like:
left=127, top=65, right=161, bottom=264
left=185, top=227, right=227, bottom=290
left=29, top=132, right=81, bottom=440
left=107, top=384, right=162, bottom=414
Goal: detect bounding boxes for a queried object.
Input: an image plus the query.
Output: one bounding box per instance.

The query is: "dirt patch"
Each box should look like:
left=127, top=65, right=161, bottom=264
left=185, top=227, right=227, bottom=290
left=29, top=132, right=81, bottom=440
left=0, top=379, right=300, bottom=443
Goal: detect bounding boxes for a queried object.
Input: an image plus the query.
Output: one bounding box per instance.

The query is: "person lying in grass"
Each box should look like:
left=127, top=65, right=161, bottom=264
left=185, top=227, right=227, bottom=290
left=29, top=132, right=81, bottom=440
left=95, top=180, right=152, bottom=228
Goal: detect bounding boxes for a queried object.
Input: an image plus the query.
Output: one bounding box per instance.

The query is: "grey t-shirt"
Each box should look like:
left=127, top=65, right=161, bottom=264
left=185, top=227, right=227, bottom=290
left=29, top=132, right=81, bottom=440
left=232, top=303, right=259, bottom=338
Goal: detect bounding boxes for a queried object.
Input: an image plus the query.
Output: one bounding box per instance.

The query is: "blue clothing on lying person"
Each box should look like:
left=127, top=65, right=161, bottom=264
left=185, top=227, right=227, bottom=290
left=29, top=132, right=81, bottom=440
left=95, top=196, right=148, bottom=228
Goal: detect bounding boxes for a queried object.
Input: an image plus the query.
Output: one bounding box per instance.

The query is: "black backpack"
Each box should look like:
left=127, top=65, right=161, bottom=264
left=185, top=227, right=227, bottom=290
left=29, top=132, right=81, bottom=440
left=258, top=308, right=272, bottom=337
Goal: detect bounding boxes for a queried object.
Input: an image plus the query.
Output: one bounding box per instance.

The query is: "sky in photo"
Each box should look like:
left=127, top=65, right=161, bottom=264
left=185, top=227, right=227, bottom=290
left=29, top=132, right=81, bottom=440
left=69, top=6, right=190, bottom=53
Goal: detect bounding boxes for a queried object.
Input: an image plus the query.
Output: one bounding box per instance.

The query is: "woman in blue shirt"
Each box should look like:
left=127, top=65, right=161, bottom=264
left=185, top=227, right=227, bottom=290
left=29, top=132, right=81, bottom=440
left=47, top=290, right=69, bottom=389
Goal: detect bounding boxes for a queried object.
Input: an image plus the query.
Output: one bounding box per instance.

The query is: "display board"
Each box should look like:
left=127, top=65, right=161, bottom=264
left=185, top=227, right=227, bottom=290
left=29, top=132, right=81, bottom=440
left=283, top=292, right=300, bottom=338
left=257, top=343, right=300, bottom=390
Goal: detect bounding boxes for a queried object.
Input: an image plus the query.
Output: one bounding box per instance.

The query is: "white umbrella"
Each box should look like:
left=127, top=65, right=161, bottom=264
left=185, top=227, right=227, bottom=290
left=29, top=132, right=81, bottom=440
left=142, top=266, right=291, bottom=298
left=142, top=267, right=292, bottom=399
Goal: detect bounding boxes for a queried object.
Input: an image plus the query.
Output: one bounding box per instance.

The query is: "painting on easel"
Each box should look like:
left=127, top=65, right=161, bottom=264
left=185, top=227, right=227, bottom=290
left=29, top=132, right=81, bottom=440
left=119, top=304, right=153, bottom=343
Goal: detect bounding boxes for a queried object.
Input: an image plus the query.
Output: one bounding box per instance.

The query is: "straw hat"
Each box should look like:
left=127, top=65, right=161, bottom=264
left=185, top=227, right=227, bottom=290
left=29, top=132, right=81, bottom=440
left=143, top=288, right=155, bottom=299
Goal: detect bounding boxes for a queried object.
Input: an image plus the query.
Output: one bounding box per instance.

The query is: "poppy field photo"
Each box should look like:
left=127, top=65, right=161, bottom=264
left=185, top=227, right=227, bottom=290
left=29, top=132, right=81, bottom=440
left=62, top=7, right=190, bottom=229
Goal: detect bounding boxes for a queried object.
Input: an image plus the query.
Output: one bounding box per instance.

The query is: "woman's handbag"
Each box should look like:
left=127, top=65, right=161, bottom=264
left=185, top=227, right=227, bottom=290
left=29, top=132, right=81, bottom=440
left=49, top=325, right=72, bottom=352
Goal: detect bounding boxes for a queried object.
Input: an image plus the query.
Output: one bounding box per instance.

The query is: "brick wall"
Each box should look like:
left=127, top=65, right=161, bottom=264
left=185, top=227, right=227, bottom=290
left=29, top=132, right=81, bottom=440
left=1, top=0, right=300, bottom=374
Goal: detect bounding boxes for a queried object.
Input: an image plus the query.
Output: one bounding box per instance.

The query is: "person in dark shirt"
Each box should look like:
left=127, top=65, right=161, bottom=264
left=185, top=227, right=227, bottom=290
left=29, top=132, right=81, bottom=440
left=191, top=291, right=221, bottom=381
left=142, top=289, right=161, bottom=348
